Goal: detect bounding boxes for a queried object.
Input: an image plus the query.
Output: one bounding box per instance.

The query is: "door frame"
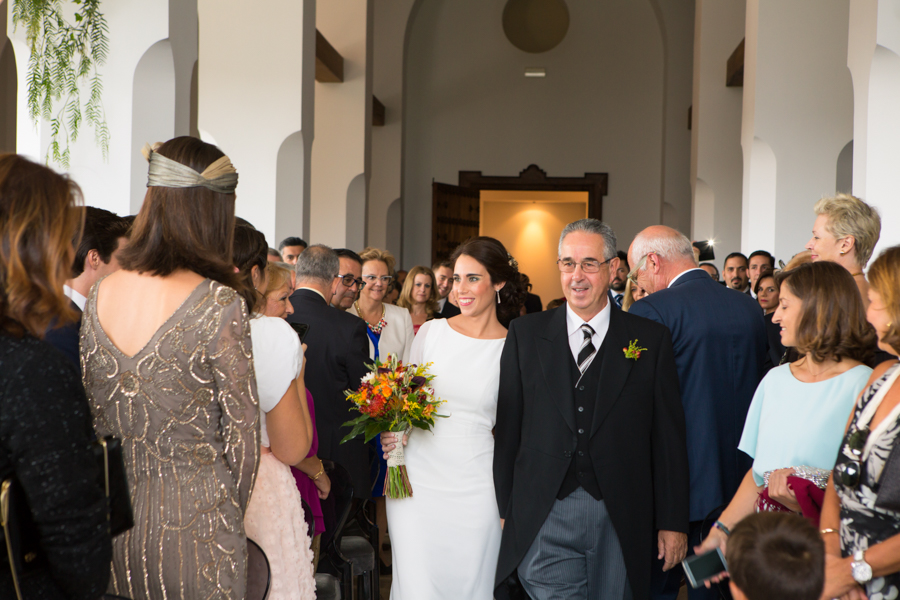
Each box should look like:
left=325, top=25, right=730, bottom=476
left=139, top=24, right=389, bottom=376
left=457, top=164, right=608, bottom=219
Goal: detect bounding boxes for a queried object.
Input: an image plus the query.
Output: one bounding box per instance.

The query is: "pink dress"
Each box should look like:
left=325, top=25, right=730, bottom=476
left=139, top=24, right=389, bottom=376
left=245, top=316, right=315, bottom=599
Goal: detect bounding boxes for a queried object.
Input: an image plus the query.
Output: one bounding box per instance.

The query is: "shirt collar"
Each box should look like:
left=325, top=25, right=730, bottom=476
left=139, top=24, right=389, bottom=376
left=565, top=297, right=611, bottom=337
left=297, top=286, right=327, bottom=302
left=64, top=284, right=87, bottom=311
left=668, top=267, right=705, bottom=288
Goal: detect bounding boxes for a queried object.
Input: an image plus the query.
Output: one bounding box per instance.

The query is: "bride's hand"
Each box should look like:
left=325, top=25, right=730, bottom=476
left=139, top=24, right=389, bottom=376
left=380, top=431, right=408, bottom=458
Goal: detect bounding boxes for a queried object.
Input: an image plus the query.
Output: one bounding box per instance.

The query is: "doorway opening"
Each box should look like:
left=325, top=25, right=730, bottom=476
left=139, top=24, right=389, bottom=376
left=480, top=190, right=588, bottom=309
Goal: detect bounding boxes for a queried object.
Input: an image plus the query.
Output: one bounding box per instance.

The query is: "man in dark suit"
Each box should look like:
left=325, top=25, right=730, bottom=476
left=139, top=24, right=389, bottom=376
left=286, top=245, right=373, bottom=498
left=722, top=251, right=751, bottom=294
left=494, top=219, right=690, bottom=600
left=433, top=260, right=461, bottom=318
left=627, top=226, right=767, bottom=600
left=45, top=207, right=129, bottom=369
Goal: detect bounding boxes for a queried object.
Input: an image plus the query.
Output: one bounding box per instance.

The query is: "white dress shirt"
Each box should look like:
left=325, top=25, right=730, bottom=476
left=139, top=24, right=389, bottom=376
left=64, top=284, right=87, bottom=311
left=566, top=300, right=611, bottom=366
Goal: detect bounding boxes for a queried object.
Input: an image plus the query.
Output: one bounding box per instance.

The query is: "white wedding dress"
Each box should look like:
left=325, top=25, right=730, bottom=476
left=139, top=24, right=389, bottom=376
left=386, top=318, right=505, bottom=600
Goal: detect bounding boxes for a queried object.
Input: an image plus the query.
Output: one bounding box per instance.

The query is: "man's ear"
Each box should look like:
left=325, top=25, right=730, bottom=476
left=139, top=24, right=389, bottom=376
left=608, top=257, right=620, bottom=284
left=646, top=253, right=662, bottom=274
left=86, top=249, right=102, bottom=272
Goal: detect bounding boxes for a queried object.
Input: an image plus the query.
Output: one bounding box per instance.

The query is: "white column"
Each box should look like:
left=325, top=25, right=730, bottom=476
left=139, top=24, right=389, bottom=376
left=850, top=0, right=900, bottom=255
left=197, top=0, right=316, bottom=245
left=8, top=0, right=173, bottom=215
left=690, top=0, right=746, bottom=266
left=310, top=0, right=373, bottom=250
left=741, top=0, right=853, bottom=261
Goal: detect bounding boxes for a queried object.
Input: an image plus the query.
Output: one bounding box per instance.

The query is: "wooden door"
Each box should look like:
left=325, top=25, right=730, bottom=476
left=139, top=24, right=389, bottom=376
left=432, top=182, right=480, bottom=266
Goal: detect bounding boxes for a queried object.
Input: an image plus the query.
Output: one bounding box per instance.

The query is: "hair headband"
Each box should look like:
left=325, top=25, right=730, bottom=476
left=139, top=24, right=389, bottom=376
left=142, top=142, right=238, bottom=194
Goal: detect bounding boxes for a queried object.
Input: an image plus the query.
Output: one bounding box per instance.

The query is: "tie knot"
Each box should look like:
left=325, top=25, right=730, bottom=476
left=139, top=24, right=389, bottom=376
left=581, top=323, right=594, bottom=339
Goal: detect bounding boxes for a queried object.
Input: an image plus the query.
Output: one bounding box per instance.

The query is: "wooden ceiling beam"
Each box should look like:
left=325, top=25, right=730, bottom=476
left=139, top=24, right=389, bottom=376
left=316, top=29, right=344, bottom=83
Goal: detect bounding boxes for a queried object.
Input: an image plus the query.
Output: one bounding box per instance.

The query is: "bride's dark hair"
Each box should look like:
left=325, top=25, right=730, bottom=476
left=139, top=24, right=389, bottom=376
left=449, top=237, right=525, bottom=328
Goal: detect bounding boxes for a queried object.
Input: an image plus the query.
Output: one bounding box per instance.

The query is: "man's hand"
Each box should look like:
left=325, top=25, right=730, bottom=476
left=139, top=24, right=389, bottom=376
left=658, top=530, right=688, bottom=572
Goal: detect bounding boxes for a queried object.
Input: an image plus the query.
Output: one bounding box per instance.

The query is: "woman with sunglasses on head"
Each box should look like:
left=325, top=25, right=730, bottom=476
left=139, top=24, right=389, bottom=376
left=0, top=155, right=111, bottom=599
left=820, top=245, right=900, bottom=600
left=347, top=246, right=415, bottom=567
left=695, top=262, right=874, bottom=578
left=232, top=225, right=316, bottom=599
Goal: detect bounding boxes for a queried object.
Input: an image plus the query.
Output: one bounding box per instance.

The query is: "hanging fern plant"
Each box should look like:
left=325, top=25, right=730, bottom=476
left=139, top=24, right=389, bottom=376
left=11, top=0, right=110, bottom=169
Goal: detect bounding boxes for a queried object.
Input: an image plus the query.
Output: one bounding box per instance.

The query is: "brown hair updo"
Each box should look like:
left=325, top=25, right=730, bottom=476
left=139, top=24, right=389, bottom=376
left=232, top=223, right=268, bottom=313
left=450, top=236, right=525, bottom=328
left=775, top=261, right=875, bottom=364
left=866, top=245, right=900, bottom=353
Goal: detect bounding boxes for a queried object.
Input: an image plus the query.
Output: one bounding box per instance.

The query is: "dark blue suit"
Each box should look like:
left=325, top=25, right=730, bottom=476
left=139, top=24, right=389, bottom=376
left=44, top=300, right=82, bottom=374
left=629, top=269, right=766, bottom=599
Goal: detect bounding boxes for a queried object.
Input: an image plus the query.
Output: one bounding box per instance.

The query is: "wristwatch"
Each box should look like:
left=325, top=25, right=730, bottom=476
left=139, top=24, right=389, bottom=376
left=851, top=550, right=873, bottom=585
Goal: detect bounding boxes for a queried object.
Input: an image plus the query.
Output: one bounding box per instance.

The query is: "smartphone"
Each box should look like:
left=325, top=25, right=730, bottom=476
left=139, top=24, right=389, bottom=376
left=682, top=548, right=728, bottom=589
left=692, top=240, right=716, bottom=262
left=289, top=322, right=310, bottom=343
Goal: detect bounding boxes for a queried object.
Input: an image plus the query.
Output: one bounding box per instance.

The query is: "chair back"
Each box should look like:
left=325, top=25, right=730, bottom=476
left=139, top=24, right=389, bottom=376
left=319, top=460, right=354, bottom=553
left=246, top=538, right=271, bottom=600
left=301, top=497, right=315, bottom=540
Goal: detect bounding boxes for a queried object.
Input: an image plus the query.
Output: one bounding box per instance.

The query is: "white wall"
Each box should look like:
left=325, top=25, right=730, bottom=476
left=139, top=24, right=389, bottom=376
left=401, top=0, right=695, bottom=268
left=741, top=0, right=853, bottom=262
left=310, top=0, right=372, bottom=249
left=691, top=0, right=745, bottom=270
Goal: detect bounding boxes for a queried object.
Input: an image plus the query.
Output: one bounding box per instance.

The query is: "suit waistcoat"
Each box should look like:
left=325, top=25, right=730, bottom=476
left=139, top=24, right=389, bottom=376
left=557, top=341, right=606, bottom=500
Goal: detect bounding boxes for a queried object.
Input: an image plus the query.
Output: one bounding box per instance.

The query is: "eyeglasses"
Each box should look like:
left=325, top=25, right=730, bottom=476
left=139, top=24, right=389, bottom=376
left=557, top=258, right=613, bottom=273
left=833, top=427, right=869, bottom=489
left=336, top=274, right=365, bottom=288
left=627, top=255, right=649, bottom=284
left=362, top=275, right=394, bottom=285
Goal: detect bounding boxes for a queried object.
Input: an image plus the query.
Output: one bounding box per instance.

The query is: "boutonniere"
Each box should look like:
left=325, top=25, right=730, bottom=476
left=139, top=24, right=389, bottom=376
left=623, top=339, right=648, bottom=361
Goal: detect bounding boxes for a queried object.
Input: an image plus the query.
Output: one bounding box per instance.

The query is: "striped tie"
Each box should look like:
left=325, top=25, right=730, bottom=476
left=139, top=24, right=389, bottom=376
left=577, top=323, right=597, bottom=374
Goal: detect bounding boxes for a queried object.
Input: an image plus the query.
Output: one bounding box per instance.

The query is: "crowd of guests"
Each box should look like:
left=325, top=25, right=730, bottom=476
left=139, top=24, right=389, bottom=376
left=1, top=137, right=899, bottom=600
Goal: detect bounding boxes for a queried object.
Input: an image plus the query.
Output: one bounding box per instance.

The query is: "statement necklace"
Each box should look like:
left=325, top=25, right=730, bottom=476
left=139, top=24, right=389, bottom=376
left=357, top=301, right=388, bottom=334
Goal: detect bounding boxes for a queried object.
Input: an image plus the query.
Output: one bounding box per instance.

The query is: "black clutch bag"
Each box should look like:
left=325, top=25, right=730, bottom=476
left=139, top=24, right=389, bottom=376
left=1, top=436, right=133, bottom=599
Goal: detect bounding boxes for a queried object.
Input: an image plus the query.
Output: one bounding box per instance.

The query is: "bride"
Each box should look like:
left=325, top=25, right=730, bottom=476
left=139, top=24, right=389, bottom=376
left=381, top=237, right=523, bottom=599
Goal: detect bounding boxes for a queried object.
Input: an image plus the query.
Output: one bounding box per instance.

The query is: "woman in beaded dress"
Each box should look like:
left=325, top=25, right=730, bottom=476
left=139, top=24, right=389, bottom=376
left=81, top=137, right=260, bottom=600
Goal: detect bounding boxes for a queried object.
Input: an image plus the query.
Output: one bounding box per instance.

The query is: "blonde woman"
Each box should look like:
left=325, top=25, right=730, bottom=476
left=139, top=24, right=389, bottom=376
left=807, top=193, right=881, bottom=309
left=396, top=265, right=441, bottom=334
left=347, top=247, right=414, bottom=567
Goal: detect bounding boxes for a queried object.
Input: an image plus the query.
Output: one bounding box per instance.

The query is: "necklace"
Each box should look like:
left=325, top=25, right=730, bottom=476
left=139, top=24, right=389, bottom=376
left=356, top=301, right=388, bottom=334
left=850, top=272, right=864, bottom=278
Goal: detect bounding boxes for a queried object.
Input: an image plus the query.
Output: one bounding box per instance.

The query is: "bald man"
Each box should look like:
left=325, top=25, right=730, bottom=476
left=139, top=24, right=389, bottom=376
left=627, top=226, right=766, bottom=600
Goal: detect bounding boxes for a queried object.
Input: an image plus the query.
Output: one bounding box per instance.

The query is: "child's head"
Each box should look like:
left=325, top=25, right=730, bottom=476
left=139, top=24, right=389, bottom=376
left=726, top=512, right=825, bottom=600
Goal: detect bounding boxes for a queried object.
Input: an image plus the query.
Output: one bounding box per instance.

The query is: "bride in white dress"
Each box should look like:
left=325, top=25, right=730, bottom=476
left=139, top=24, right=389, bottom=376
left=382, top=237, right=524, bottom=600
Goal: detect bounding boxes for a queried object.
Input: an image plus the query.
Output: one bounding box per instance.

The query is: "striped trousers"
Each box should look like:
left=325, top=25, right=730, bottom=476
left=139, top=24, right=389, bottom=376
left=517, top=487, right=633, bottom=600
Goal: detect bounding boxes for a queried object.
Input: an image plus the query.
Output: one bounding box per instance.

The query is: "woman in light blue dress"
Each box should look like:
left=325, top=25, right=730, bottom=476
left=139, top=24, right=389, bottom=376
left=696, top=261, right=875, bottom=561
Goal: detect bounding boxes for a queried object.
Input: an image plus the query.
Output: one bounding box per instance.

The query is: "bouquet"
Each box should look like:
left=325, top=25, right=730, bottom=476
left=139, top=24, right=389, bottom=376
left=340, top=354, right=445, bottom=498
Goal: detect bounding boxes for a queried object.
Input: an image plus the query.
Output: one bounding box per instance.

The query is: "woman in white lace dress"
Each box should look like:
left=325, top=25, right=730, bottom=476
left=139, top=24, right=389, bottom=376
left=381, top=237, right=524, bottom=600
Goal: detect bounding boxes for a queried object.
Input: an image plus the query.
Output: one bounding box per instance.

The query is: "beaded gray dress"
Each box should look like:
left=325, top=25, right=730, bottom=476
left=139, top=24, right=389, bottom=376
left=81, top=279, right=260, bottom=600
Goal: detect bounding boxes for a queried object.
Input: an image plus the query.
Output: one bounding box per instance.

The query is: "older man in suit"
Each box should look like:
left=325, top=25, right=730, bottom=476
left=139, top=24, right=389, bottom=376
left=627, top=226, right=767, bottom=600
left=494, top=218, right=690, bottom=600
left=287, top=245, right=372, bottom=498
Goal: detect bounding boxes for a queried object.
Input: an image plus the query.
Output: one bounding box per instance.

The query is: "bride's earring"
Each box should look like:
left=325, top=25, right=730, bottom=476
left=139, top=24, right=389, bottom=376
left=496, top=289, right=501, bottom=304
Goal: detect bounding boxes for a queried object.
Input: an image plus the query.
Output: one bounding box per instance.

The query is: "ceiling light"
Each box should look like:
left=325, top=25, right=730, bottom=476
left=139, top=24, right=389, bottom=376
left=525, top=68, right=546, bottom=78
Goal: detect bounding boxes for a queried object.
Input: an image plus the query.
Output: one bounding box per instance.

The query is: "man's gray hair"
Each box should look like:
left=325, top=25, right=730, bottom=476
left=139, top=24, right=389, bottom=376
left=295, top=244, right=340, bottom=285
left=630, top=228, right=695, bottom=263
left=558, top=219, right=618, bottom=261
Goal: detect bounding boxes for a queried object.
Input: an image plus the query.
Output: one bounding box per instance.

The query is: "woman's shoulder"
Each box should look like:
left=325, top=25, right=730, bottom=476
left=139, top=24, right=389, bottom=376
left=384, top=302, right=412, bottom=322
left=250, top=316, right=300, bottom=361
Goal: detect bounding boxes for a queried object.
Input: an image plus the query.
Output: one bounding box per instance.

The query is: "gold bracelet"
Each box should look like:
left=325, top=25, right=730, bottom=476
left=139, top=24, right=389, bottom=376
left=309, top=461, right=325, bottom=481
left=820, top=528, right=838, bottom=535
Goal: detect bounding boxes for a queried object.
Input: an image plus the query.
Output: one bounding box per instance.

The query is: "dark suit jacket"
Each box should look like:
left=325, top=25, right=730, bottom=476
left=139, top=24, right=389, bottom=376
left=43, top=300, right=82, bottom=373
left=287, top=289, right=372, bottom=498
left=493, top=306, right=689, bottom=600
left=762, top=311, right=786, bottom=373
left=629, top=269, right=767, bottom=521
left=438, top=300, right=461, bottom=319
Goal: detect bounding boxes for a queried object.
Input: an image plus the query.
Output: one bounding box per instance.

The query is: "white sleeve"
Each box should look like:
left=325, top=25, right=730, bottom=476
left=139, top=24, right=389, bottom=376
left=249, top=317, right=301, bottom=413
left=409, top=319, right=434, bottom=366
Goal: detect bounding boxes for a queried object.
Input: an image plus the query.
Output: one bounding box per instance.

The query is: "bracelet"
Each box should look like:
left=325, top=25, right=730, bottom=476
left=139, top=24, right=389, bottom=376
left=820, top=528, right=838, bottom=535
left=713, top=520, right=731, bottom=537
left=309, top=461, right=325, bottom=481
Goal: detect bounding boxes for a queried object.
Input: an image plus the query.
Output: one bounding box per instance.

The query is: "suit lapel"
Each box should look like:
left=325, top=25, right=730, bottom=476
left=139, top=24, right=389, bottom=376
left=590, top=308, right=634, bottom=436
left=537, top=307, right=576, bottom=433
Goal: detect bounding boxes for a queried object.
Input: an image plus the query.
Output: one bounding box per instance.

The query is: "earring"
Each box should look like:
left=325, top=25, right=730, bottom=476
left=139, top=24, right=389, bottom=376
left=496, top=290, right=501, bottom=304
left=840, top=251, right=846, bottom=255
